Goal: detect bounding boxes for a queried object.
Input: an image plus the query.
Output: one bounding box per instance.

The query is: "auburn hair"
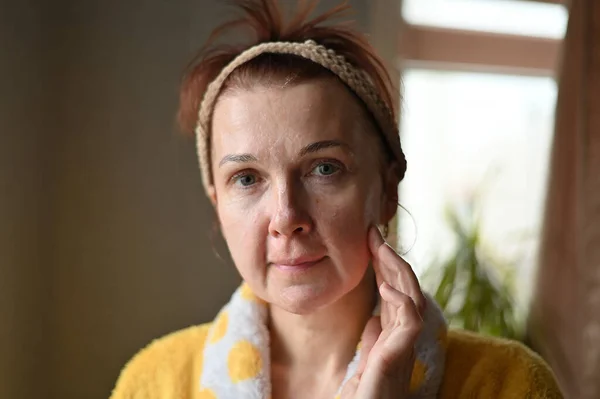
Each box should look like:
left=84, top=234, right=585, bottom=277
left=177, top=0, right=397, bottom=137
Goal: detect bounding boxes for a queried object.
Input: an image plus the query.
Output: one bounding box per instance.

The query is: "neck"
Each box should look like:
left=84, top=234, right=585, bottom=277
left=268, top=268, right=376, bottom=373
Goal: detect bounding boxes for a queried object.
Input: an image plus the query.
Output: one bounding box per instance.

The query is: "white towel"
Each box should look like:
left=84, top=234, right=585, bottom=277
left=199, top=283, right=447, bottom=399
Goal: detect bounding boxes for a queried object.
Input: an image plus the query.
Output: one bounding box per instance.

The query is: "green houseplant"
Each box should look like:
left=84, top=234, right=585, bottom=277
left=422, top=197, right=524, bottom=340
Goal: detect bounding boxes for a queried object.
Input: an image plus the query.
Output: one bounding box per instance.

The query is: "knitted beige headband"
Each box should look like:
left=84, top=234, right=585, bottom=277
left=195, top=39, right=405, bottom=195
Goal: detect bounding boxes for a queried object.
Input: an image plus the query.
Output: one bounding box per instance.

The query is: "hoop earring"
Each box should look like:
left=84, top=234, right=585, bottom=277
left=395, top=202, right=418, bottom=255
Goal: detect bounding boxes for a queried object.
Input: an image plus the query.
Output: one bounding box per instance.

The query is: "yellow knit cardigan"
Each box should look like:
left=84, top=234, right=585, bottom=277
left=110, top=323, right=563, bottom=399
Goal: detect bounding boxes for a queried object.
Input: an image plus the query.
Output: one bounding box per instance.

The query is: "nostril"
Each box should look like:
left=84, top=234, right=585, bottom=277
left=295, top=227, right=304, bottom=233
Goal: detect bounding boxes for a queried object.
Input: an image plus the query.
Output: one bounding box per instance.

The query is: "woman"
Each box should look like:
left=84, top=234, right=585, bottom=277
left=110, top=1, right=562, bottom=398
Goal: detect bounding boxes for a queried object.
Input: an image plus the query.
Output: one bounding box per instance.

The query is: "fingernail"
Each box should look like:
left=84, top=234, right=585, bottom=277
left=379, top=282, right=391, bottom=292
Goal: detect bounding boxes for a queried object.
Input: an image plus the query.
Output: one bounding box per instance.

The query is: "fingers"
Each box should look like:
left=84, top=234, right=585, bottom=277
left=380, top=283, right=423, bottom=335
left=342, top=318, right=379, bottom=399
left=357, top=316, right=382, bottom=375
left=345, top=279, right=422, bottom=399
left=367, top=226, right=395, bottom=326
left=368, top=226, right=426, bottom=316
left=352, top=284, right=421, bottom=398
left=367, top=226, right=388, bottom=287
left=374, top=283, right=422, bottom=376
left=339, top=374, right=360, bottom=398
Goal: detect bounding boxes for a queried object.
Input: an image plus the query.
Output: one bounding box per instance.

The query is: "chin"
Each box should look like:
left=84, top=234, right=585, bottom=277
left=269, top=280, right=343, bottom=314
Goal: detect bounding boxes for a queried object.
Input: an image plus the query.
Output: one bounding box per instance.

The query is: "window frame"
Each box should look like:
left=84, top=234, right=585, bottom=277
left=368, top=0, right=564, bottom=245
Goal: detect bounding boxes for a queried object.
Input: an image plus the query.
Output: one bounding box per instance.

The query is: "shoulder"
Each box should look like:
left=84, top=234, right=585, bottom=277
left=109, top=323, right=212, bottom=399
left=440, top=329, right=563, bottom=399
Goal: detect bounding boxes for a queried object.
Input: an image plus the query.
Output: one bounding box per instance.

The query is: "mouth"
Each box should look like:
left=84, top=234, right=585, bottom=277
left=270, top=256, right=326, bottom=272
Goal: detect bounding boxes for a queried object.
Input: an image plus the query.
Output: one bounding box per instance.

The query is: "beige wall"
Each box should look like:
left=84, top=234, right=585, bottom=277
left=1, top=1, right=373, bottom=399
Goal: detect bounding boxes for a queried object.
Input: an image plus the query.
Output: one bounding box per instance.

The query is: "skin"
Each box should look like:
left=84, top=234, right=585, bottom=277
left=210, top=78, right=424, bottom=399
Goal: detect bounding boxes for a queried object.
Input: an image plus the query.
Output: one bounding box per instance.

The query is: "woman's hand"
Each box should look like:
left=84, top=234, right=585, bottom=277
left=341, top=226, right=426, bottom=399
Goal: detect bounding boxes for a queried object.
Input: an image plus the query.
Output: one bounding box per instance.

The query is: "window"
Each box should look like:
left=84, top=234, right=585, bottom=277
left=403, top=0, right=567, bottom=39
left=398, top=69, right=557, bottom=307
left=395, top=0, right=566, bottom=312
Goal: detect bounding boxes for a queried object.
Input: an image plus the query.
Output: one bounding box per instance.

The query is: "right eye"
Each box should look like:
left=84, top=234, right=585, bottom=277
left=232, top=172, right=258, bottom=187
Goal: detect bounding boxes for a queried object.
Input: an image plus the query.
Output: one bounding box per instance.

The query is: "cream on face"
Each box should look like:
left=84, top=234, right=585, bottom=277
left=210, top=79, right=387, bottom=314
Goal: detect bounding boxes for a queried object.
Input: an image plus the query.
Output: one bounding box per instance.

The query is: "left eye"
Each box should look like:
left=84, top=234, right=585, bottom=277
left=312, top=162, right=340, bottom=176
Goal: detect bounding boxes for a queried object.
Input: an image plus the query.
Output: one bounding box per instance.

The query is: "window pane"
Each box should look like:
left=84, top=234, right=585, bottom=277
left=402, top=0, right=568, bottom=39
left=398, top=69, right=557, bottom=310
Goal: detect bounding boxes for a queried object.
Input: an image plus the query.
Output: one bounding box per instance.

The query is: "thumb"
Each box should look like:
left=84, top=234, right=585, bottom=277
left=341, top=317, right=381, bottom=399
left=357, top=316, right=382, bottom=375
left=340, top=374, right=360, bottom=398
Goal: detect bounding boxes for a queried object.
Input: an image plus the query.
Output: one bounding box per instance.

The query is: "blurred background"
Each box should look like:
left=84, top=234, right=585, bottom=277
left=1, top=0, right=598, bottom=398
left=396, top=0, right=565, bottom=338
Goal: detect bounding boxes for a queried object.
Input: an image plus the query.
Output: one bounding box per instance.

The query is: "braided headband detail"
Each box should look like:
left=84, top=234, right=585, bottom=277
left=195, top=39, right=405, bottom=195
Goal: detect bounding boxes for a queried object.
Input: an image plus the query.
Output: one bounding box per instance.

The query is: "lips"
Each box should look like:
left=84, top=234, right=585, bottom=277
left=270, top=255, right=325, bottom=270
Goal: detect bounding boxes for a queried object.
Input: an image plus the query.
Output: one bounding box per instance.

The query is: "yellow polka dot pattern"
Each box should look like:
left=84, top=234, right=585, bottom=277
left=209, top=311, right=228, bottom=344
left=410, top=359, right=427, bottom=392
left=227, top=340, right=263, bottom=383
left=197, top=285, right=447, bottom=398
left=197, top=387, right=217, bottom=399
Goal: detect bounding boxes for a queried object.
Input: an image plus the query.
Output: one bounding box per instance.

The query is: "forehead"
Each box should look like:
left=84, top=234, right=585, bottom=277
left=210, top=79, right=374, bottom=157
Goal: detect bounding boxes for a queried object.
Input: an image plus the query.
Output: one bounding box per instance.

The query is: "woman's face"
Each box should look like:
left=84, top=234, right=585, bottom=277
left=211, top=78, right=394, bottom=313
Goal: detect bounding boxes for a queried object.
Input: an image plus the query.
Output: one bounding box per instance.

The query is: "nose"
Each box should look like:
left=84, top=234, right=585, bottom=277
left=268, top=180, right=313, bottom=238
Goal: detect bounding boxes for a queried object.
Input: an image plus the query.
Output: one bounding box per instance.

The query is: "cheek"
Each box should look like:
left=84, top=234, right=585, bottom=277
left=312, top=180, right=381, bottom=263
left=314, top=175, right=381, bottom=228
left=217, top=200, right=266, bottom=276
left=363, top=182, right=382, bottom=225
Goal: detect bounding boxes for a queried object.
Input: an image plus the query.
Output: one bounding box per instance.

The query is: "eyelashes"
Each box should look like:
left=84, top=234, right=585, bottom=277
left=229, top=159, right=347, bottom=190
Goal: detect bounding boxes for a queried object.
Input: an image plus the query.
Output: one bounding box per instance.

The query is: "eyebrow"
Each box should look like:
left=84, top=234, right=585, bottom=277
left=218, top=139, right=353, bottom=167
left=298, top=139, right=353, bottom=157
left=218, top=153, right=258, bottom=167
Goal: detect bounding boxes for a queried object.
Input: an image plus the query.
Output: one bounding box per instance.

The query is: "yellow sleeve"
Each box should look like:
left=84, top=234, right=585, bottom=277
left=109, top=324, right=210, bottom=399
left=439, top=329, right=563, bottom=399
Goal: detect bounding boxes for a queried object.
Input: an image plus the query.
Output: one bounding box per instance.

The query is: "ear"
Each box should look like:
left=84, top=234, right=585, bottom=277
left=208, top=185, right=217, bottom=207
left=380, top=162, right=400, bottom=224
